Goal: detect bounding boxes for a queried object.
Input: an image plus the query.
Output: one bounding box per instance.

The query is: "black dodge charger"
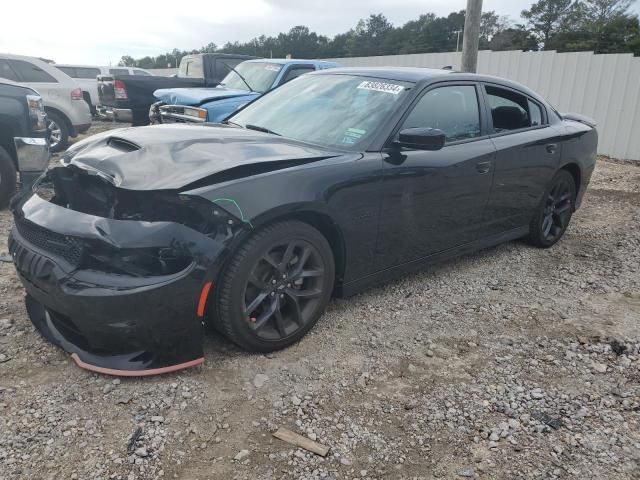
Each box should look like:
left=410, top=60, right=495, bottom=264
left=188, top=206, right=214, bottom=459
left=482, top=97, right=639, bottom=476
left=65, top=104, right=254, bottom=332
left=8, top=67, right=597, bottom=376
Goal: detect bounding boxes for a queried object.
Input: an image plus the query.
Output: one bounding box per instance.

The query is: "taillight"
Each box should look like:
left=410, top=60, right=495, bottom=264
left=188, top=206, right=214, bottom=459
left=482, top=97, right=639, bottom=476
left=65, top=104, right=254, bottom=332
left=114, top=80, right=128, bottom=100
left=70, top=88, right=83, bottom=100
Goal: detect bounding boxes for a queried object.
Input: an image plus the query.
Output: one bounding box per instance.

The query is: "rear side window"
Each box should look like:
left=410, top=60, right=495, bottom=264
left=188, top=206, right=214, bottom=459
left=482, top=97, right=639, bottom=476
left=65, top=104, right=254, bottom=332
left=281, top=66, right=315, bottom=84
left=179, top=58, right=204, bottom=78
left=9, top=60, right=57, bottom=83
left=76, top=67, right=101, bottom=79
left=133, top=70, right=150, bottom=76
left=402, top=85, right=481, bottom=143
left=56, top=66, right=77, bottom=77
left=528, top=99, right=543, bottom=126
left=0, top=60, right=19, bottom=82
left=109, top=68, right=129, bottom=76
left=485, top=85, right=545, bottom=132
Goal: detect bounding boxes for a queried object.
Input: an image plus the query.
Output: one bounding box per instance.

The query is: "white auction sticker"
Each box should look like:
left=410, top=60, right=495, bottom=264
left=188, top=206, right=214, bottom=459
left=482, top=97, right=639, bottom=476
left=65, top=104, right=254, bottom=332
left=265, top=65, right=282, bottom=72
left=357, top=81, right=404, bottom=95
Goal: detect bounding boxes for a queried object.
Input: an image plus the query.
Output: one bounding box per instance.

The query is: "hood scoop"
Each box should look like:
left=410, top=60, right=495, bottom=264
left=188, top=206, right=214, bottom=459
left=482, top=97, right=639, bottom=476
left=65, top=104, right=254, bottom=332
left=107, top=137, right=140, bottom=152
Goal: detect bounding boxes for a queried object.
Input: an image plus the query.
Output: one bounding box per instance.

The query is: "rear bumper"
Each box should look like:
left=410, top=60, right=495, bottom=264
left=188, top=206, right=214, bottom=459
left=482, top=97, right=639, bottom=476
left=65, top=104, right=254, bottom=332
left=575, top=162, right=595, bottom=210
left=96, top=106, right=133, bottom=123
left=13, top=137, right=49, bottom=189
left=14, top=137, right=49, bottom=172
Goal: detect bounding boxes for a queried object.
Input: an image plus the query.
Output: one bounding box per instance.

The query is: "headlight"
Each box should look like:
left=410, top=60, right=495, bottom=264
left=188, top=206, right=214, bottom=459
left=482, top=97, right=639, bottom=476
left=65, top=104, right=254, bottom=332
left=184, top=107, right=207, bottom=120
left=26, top=94, right=46, bottom=132
left=86, top=245, right=193, bottom=277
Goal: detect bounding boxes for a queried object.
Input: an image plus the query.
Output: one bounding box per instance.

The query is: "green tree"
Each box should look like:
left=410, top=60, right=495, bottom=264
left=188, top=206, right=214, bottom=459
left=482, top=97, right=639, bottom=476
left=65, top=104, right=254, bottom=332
left=480, top=11, right=511, bottom=48
left=489, top=26, right=540, bottom=50
left=117, top=55, right=136, bottom=67
left=547, top=0, right=640, bottom=53
left=521, top=0, right=578, bottom=48
left=578, top=0, right=638, bottom=52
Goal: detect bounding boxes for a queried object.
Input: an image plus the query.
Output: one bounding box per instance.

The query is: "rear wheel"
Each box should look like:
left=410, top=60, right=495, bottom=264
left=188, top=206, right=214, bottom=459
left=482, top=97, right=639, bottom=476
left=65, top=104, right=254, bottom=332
left=46, top=111, right=70, bottom=153
left=528, top=170, right=576, bottom=248
left=216, top=220, right=335, bottom=352
left=0, top=146, right=17, bottom=209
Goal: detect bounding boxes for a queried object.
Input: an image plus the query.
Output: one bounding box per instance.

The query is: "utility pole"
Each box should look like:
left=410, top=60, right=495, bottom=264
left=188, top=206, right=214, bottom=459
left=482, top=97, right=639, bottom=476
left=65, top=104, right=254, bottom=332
left=461, top=0, right=483, bottom=73
left=455, top=30, right=462, bottom=52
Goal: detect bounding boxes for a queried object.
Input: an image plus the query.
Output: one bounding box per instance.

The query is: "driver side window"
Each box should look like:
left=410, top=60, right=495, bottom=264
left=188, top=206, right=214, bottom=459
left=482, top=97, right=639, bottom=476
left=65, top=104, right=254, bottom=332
left=402, top=85, right=481, bottom=144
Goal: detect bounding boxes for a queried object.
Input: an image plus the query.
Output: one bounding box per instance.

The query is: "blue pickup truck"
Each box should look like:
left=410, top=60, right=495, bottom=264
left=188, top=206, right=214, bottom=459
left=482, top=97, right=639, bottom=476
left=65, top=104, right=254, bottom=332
left=149, top=59, right=339, bottom=124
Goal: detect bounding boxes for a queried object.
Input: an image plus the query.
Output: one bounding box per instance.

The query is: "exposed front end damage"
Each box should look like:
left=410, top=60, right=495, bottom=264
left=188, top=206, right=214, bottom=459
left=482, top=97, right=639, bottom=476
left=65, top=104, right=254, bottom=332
left=8, top=166, right=248, bottom=375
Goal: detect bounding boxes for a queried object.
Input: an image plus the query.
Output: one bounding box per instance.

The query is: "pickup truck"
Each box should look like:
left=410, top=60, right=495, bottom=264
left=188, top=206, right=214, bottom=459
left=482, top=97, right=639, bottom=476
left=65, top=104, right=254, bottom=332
left=97, top=53, right=255, bottom=126
left=0, top=80, right=49, bottom=208
left=149, top=59, right=340, bottom=124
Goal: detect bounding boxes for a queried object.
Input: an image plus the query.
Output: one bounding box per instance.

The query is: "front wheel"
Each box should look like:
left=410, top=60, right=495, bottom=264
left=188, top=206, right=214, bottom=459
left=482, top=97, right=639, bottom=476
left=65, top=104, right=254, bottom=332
left=216, top=220, right=335, bottom=352
left=528, top=170, right=576, bottom=248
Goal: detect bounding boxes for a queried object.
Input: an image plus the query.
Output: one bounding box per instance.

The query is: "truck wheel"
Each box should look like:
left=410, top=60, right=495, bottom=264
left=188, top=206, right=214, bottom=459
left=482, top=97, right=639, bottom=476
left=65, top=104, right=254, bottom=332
left=46, top=111, right=70, bottom=153
left=0, top=146, right=17, bottom=209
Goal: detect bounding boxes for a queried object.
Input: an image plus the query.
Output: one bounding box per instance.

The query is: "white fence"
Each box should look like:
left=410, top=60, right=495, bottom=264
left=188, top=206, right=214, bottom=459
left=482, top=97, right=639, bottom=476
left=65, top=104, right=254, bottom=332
left=325, top=50, right=640, bottom=161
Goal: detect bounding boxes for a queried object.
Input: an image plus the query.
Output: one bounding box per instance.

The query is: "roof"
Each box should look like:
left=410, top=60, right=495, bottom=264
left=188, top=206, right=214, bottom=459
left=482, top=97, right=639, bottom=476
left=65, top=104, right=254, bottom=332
left=310, top=66, right=547, bottom=103
left=242, top=58, right=340, bottom=67
left=55, top=63, right=109, bottom=69
left=312, top=67, right=453, bottom=82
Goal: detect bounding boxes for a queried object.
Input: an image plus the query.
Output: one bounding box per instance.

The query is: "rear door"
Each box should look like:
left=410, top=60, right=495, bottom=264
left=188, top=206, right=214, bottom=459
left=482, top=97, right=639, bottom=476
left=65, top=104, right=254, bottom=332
left=8, top=59, right=60, bottom=101
left=376, top=82, right=496, bottom=269
left=479, top=83, right=562, bottom=236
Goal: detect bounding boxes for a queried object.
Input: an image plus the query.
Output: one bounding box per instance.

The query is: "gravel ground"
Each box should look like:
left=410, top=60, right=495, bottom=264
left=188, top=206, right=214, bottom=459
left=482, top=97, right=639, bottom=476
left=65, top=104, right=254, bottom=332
left=0, top=122, right=639, bottom=480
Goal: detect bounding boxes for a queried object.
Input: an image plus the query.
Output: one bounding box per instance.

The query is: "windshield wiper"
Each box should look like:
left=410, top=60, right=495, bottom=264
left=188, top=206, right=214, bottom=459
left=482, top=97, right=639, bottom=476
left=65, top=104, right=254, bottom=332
left=222, top=119, right=243, bottom=127
left=245, top=124, right=281, bottom=136
left=221, top=62, right=254, bottom=92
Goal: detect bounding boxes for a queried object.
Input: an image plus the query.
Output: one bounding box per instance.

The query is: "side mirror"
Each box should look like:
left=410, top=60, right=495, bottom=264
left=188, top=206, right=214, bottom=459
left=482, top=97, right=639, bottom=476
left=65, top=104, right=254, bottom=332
left=396, top=128, right=446, bottom=151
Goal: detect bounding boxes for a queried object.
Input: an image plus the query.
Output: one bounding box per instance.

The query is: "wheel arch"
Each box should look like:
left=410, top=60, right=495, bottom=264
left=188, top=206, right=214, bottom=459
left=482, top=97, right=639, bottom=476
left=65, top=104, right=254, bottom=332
left=44, top=106, right=72, bottom=132
left=237, top=204, right=347, bottom=295
left=559, top=162, right=581, bottom=199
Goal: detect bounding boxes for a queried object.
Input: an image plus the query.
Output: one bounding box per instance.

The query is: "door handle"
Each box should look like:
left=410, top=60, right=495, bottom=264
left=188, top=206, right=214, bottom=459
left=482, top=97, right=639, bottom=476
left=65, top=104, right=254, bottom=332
left=546, top=143, right=558, bottom=154
left=476, top=161, right=492, bottom=174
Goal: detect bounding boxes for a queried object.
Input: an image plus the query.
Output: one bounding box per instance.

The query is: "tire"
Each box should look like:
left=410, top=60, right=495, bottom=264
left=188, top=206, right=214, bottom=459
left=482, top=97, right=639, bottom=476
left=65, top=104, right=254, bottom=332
left=216, top=220, right=335, bottom=352
left=46, top=110, right=70, bottom=153
left=527, top=169, right=576, bottom=248
left=0, top=146, right=17, bottom=209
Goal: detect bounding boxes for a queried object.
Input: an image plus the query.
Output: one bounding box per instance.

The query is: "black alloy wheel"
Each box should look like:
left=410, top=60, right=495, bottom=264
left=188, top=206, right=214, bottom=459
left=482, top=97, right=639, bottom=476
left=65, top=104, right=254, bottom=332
left=244, top=239, right=326, bottom=340
left=216, top=220, right=335, bottom=352
left=528, top=169, right=576, bottom=247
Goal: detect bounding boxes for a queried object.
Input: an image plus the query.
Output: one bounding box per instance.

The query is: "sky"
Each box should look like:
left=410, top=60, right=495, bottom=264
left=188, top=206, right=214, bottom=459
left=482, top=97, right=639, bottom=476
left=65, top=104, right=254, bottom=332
left=1, top=0, right=639, bottom=65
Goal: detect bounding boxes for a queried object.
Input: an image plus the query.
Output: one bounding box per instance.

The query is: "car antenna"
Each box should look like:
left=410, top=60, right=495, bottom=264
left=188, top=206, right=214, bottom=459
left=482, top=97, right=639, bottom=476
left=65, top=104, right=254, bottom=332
left=222, top=63, right=254, bottom=92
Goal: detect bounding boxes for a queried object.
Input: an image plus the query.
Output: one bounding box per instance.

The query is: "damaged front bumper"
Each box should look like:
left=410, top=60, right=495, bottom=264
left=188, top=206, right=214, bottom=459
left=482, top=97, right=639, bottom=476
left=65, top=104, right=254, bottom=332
left=8, top=182, right=243, bottom=375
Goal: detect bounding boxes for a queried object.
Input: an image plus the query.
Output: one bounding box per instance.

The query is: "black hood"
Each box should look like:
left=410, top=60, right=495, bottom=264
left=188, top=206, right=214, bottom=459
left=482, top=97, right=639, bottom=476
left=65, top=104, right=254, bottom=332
left=63, top=124, right=341, bottom=191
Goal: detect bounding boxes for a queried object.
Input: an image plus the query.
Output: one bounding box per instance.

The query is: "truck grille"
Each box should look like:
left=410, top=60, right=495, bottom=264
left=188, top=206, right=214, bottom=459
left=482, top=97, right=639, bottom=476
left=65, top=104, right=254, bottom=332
left=159, top=105, right=205, bottom=123
left=14, top=217, right=84, bottom=266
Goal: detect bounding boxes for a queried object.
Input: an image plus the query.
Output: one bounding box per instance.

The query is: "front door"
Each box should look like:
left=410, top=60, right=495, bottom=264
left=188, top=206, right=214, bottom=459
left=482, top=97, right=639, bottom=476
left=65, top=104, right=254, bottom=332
left=376, top=83, right=496, bottom=270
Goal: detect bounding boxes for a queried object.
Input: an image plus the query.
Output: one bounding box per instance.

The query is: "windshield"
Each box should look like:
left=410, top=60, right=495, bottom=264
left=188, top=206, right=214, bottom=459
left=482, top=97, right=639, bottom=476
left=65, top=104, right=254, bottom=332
left=220, top=62, right=283, bottom=93
left=229, top=74, right=412, bottom=150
